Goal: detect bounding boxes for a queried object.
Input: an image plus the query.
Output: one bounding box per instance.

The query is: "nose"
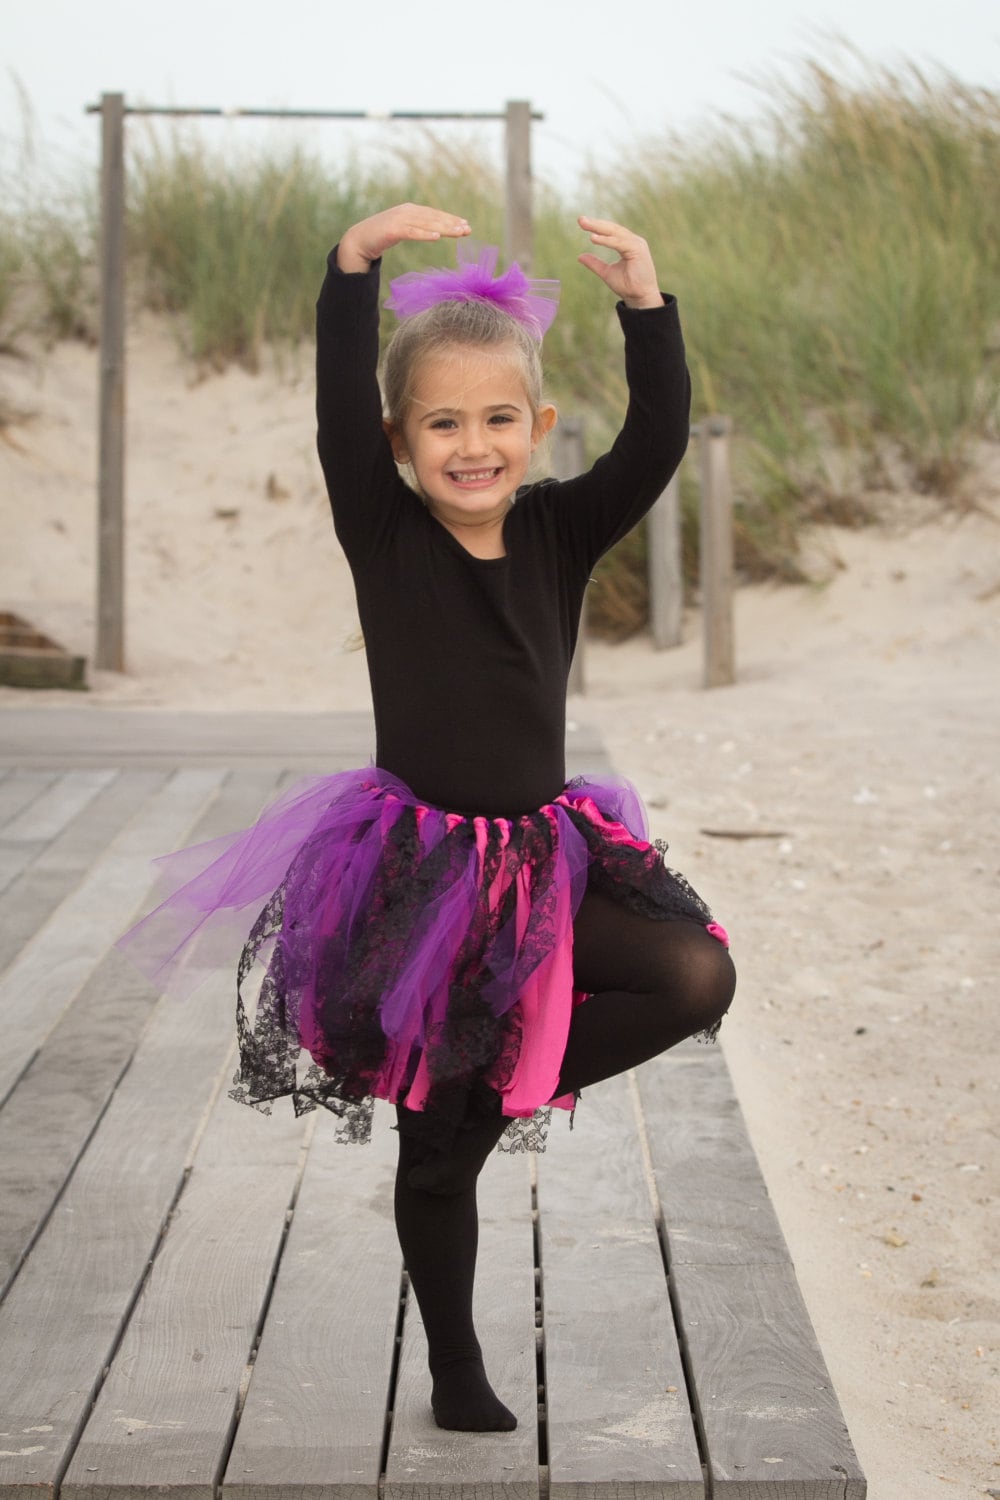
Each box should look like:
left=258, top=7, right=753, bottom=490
left=456, top=421, right=491, bottom=458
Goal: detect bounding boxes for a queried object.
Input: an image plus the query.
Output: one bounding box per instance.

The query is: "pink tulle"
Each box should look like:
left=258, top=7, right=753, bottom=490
left=385, top=242, right=559, bottom=338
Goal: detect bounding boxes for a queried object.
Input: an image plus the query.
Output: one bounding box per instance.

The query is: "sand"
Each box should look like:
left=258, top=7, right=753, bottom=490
left=1, top=324, right=998, bottom=1498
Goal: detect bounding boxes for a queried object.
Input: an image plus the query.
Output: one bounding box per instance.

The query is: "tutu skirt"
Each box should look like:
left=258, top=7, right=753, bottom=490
left=118, top=769, right=726, bottom=1147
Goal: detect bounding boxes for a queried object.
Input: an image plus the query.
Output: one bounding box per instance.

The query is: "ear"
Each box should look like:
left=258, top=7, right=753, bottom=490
left=531, top=403, right=558, bottom=448
left=383, top=418, right=409, bottom=465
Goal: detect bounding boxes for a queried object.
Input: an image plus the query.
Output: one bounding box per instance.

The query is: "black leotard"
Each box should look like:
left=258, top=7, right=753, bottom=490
left=315, top=251, right=690, bottom=818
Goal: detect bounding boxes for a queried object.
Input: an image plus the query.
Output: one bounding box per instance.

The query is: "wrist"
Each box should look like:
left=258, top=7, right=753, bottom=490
left=622, top=292, right=665, bottom=310
left=336, top=230, right=376, bottom=274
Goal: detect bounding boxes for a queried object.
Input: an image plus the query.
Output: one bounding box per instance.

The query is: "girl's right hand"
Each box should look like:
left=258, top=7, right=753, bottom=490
left=337, top=204, right=471, bottom=273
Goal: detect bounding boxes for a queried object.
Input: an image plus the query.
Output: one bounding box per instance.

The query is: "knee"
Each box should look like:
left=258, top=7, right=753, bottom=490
left=665, top=924, right=736, bottom=1031
left=706, top=942, right=737, bottom=1027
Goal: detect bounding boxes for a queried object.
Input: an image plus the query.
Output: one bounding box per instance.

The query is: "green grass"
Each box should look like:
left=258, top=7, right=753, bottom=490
left=3, top=55, right=999, bottom=625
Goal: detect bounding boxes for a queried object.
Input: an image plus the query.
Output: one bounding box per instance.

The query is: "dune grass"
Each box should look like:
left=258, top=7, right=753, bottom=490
left=2, top=57, right=998, bottom=622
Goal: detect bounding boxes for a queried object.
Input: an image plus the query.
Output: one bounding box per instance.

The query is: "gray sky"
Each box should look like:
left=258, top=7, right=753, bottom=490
left=4, top=0, right=999, bottom=188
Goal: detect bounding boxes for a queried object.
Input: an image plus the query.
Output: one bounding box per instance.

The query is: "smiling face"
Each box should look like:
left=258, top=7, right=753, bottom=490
left=385, top=343, right=557, bottom=541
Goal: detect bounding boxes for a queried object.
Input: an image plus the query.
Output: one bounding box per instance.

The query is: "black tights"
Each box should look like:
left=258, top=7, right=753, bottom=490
left=393, top=891, right=736, bottom=1430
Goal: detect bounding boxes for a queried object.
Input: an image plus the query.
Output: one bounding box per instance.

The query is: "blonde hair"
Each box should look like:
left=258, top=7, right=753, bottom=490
left=381, top=299, right=545, bottom=425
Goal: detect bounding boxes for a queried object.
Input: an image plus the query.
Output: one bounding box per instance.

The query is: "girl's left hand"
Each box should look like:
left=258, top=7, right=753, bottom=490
left=577, top=216, right=663, bottom=309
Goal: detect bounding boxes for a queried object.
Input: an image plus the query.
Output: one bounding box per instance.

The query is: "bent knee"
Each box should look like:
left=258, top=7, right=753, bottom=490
left=659, top=921, right=737, bottom=1028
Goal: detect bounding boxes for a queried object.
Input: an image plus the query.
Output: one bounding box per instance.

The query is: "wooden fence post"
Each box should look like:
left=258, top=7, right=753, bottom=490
left=553, top=418, right=587, bottom=695
left=504, top=100, right=532, bottom=271
left=647, top=470, right=683, bottom=649
left=96, top=91, right=126, bottom=672
left=699, top=416, right=735, bottom=687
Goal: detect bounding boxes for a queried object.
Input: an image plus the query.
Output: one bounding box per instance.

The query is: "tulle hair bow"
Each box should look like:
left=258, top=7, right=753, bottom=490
left=385, top=242, right=560, bottom=339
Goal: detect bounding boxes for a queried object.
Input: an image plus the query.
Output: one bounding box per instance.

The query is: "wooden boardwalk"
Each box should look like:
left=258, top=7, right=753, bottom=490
left=0, top=713, right=865, bottom=1499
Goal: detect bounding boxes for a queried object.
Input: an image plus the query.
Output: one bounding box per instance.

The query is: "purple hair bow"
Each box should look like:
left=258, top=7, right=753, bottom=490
left=385, top=242, right=559, bottom=339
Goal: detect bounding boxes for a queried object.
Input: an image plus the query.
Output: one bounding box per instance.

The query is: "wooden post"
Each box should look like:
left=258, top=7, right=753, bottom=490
left=96, top=92, right=126, bottom=672
left=699, top=416, right=735, bottom=687
left=553, top=418, right=587, bottom=695
left=504, top=100, right=532, bottom=271
left=648, top=470, right=683, bottom=649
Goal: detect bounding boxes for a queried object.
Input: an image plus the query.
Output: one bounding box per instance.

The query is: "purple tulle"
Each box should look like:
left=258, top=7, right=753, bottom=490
left=385, top=243, right=560, bottom=338
left=117, top=768, right=718, bottom=1144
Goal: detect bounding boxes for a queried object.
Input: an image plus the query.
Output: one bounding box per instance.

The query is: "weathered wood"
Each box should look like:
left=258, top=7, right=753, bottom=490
left=670, top=1264, right=867, bottom=1499
left=553, top=418, right=588, bottom=697
left=0, top=949, right=155, bottom=1296
left=96, top=91, right=126, bottom=672
left=648, top=471, right=684, bottom=650
left=699, top=418, right=735, bottom=688
left=0, top=768, right=225, bottom=1102
left=0, top=770, right=116, bottom=896
left=638, top=1048, right=865, bottom=1497
left=62, top=1060, right=309, bottom=1500
left=637, top=1044, right=792, bottom=1268
left=0, top=770, right=282, bottom=1294
left=538, top=1073, right=703, bottom=1499
left=504, top=100, right=533, bottom=273
left=0, top=968, right=234, bottom=1499
left=0, top=771, right=155, bottom=972
left=223, top=1107, right=402, bottom=1500
left=0, top=708, right=378, bottom=771
left=384, top=1152, right=538, bottom=1500
left=0, top=770, right=57, bottom=830
left=0, top=769, right=115, bottom=844
left=0, top=610, right=87, bottom=689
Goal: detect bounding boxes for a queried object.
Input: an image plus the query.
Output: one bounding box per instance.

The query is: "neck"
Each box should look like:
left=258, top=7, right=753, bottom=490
left=429, top=500, right=511, bottom=559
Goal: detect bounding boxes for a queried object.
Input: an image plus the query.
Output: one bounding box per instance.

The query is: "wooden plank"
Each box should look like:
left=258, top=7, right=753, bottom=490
left=538, top=1073, right=703, bottom=1500
left=0, top=770, right=58, bottom=831
left=0, top=769, right=116, bottom=843
left=638, top=1049, right=865, bottom=1497
left=0, top=767, right=226, bottom=1102
left=0, top=710, right=606, bottom=777
left=637, top=1046, right=792, bottom=1267
left=223, top=1106, right=402, bottom=1500
left=0, top=770, right=163, bottom=977
left=0, top=968, right=235, bottom=1499
left=384, top=1152, right=538, bottom=1500
left=0, top=709, right=377, bottom=770
left=0, top=770, right=283, bottom=1294
left=62, top=1058, right=309, bottom=1500
left=669, top=1264, right=866, bottom=1500
left=0, top=770, right=116, bottom=895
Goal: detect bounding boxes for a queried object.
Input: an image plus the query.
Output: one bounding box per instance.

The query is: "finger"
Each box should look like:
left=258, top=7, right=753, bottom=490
left=577, top=252, right=614, bottom=281
left=400, top=206, right=471, bottom=236
left=578, top=214, right=627, bottom=233
left=578, top=215, right=646, bottom=255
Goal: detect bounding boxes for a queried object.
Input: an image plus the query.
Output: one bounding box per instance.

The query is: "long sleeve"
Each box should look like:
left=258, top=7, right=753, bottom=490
left=543, top=295, right=691, bottom=574
left=315, top=249, right=405, bottom=565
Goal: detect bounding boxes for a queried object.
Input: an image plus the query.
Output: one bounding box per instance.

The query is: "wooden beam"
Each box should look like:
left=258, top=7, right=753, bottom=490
left=96, top=93, right=126, bottom=672
left=699, top=417, right=735, bottom=687
left=648, top=470, right=683, bottom=649
left=504, top=100, right=533, bottom=272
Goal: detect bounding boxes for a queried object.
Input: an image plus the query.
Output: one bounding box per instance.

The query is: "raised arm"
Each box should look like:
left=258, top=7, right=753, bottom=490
left=337, top=203, right=471, bottom=272
left=315, top=205, right=471, bottom=559
left=548, top=216, right=691, bottom=569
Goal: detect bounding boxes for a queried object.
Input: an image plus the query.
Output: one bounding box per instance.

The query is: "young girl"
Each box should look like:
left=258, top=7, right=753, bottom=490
left=121, top=202, right=735, bottom=1435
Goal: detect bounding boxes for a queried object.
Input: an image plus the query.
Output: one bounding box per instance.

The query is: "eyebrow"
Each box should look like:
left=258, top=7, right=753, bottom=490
left=419, top=402, right=525, bottom=421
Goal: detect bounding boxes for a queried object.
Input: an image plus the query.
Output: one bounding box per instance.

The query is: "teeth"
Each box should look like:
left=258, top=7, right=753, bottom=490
left=451, top=468, right=500, bottom=482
